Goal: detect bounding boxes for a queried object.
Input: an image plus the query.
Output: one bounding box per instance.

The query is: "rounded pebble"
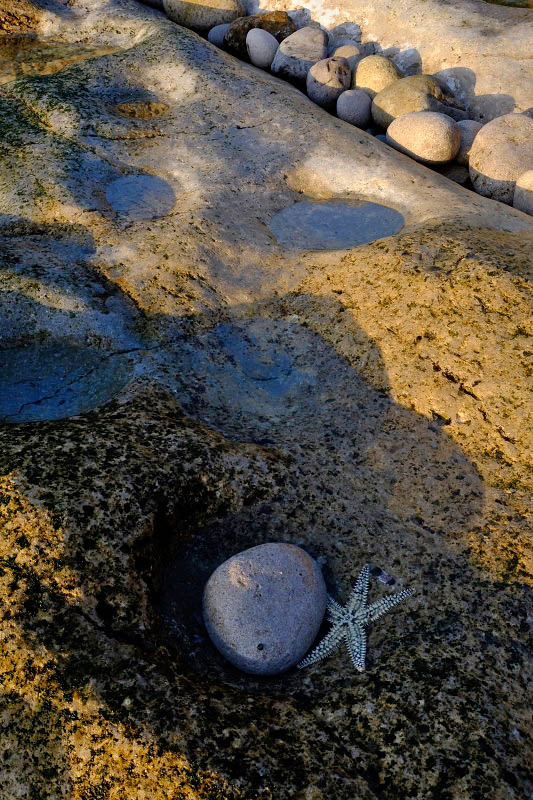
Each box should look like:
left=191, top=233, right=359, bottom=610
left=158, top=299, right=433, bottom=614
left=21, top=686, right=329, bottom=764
left=306, top=56, right=351, bottom=110
left=456, top=119, right=483, bottom=166
left=163, top=0, right=244, bottom=34
left=246, top=28, right=279, bottom=70
left=386, top=111, right=460, bottom=164
left=271, top=26, right=328, bottom=83
left=354, top=55, right=400, bottom=99
left=330, top=43, right=362, bottom=72
left=208, top=23, right=230, bottom=48
left=513, top=170, right=533, bottom=216
left=372, top=74, right=465, bottom=130
left=337, top=88, right=371, bottom=128
left=469, top=113, right=533, bottom=204
left=203, top=543, right=327, bottom=675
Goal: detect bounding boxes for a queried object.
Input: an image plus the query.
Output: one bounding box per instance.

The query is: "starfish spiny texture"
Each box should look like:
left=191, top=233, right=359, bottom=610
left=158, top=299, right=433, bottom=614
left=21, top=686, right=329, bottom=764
left=297, top=564, right=414, bottom=672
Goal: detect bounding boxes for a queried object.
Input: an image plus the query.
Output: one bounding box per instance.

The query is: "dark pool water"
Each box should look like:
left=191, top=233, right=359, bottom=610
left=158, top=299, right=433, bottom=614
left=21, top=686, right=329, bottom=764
left=0, top=341, right=134, bottom=423
left=268, top=201, right=404, bottom=250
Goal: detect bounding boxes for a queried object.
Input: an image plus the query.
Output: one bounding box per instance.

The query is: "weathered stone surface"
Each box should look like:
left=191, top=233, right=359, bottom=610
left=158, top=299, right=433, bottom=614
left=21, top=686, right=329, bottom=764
left=271, top=25, right=328, bottom=83
left=354, top=54, right=400, bottom=99
left=163, top=0, right=244, bottom=34
left=372, top=74, right=465, bottom=129
left=513, top=170, right=533, bottom=216
left=246, top=27, right=278, bottom=69
left=469, top=113, right=533, bottom=204
left=223, top=10, right=295, bottom=58
left=249, top=0, right=533, bottom=121
left=0, top=1, right=532, bottom=798
left=203, top=543, right=327, bottom=674
left=386, top=111, right=461, bottom=164
left=306, top=55, right=351, bottom=110
left=436, top=162, right=470, bottom=186
left=456, top=119, right=483, bottom=166
left=337, top=87, right=371, bottom=128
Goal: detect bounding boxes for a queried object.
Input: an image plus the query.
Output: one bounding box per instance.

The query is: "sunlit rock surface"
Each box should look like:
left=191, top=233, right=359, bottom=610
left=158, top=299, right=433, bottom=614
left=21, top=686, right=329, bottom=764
left=0, top=1, right=532, bottom=798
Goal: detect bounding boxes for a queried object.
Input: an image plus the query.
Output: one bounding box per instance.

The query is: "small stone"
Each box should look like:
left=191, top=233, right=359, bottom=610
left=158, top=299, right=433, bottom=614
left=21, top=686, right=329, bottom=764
left=207, top=23, right=230, bottom=48
left=306, top=56, right=351, bottom=110
left=336, top=88, right=371, bottom=128
left=203, top=543, right=327, bottom=675
left=456, top=120, right=483, bottom=166
left=163, top=0, right=244, bottom=34
left=372, top=74, right=466, bottom=130
left=513, top=170, right=533, bottom=216
left=354, top=55, right=400, bottom=99
left=469, top=113, right=533, bottom=204
left=271, top=26, right=328, bottom=84
left=330, top=43, right=362, bottom=72
left=223, top=11, right=296, bottom=59
left=246, top=28, right=278, bottom=70
left=386, top=111, right=460, bottom=164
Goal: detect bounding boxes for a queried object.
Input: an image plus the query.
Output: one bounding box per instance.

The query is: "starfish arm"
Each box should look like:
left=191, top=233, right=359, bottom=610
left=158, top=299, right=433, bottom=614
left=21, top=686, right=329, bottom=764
left=346, top=563, right=371, bottom=612
left=326, top=595, right=346, bottom=623
left=366, top=587, right=415, bottom=623
left=347, top=622, right=367, bottom=672
left=297, top=624, right=346, bottom=669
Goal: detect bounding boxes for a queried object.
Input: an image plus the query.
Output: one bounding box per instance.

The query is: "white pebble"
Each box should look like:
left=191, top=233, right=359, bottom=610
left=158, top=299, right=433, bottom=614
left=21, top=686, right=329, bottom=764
left=246, top=28, right=279, bottom=70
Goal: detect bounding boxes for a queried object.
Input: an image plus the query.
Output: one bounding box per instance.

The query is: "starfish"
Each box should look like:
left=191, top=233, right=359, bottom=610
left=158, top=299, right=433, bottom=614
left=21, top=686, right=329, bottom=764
left=298, top=564, right=414, bottom=672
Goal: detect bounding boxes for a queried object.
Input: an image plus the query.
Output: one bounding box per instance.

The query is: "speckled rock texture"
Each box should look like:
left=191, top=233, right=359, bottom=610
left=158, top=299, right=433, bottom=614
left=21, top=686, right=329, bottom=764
left=202, top=543, right=327, bottom=674
left=306, top=55, right=351, bottom=110
left=271, top=25, right=328, bottom=83
left=513, top=170, right=533, bottom=216
left=247, top=0, right=533, bottom=121
left=164, top=0, right=244, bottom=34
left=0, top=1, right=532, bottom=798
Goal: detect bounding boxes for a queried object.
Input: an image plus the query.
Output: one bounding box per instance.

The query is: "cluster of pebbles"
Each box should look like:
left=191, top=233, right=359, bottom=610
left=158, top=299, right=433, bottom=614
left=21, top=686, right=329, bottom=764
left=161, top=1, right=533, bottom=215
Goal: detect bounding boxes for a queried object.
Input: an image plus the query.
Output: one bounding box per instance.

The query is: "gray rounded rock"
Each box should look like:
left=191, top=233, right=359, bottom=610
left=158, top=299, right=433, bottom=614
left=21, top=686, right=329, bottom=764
left=337, top=88, right=371, bottom=128
left=203, top=543, right=327, bottom=675
left=271, top=26, right=328, bottom=84
left=386, top=111, right=460, bottom=164
left=469, top=113, right=533, bottom=205
left=163, top=0, right=244, bottom=34
left=456, top=119, right=483, bottom=166
left=246, top=28, right=278, bottom=70
left=306, top=56, right=351, bottom=110
left=208, top=23, right=230, bottom=48
left=354, top=55, right=400, bottom=99
left=513, top=170, right=533, bottom=216
left=372, top=74, right=466, bottom=130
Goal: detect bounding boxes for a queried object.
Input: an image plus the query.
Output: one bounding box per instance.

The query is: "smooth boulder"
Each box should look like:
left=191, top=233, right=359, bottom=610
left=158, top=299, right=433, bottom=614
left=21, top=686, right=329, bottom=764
left=163, top=0, right=244, bottom=34
left=469, top=113, right=533, bottom=205
left=203, top=543, right=327, bottom=675
left=337, top=88, right=371, bottom=128
left=271, top=26, right=328, bottom=83
left=207, top=23, right=230, bottom=48
left=223, top=11, right=295, bottom=59
left=306, top=56, right=351, bottom=110
left=372, top=74, right=465, bottom=130
left=386, top=111, right=460, bottom=164
left=456, top=119, right=483, bottom=166
left=246, top=28, right=278, bottom=69
left=513, top=170, right=533, bottom=216
left=354, top=55, right=400, bottom=99
left=330, top=43, right=362, bottom=72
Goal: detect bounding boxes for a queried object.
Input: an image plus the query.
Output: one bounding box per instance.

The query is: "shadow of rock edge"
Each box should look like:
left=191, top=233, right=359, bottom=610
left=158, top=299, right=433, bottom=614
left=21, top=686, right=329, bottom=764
left=0, top=284, right=531, bottom=799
